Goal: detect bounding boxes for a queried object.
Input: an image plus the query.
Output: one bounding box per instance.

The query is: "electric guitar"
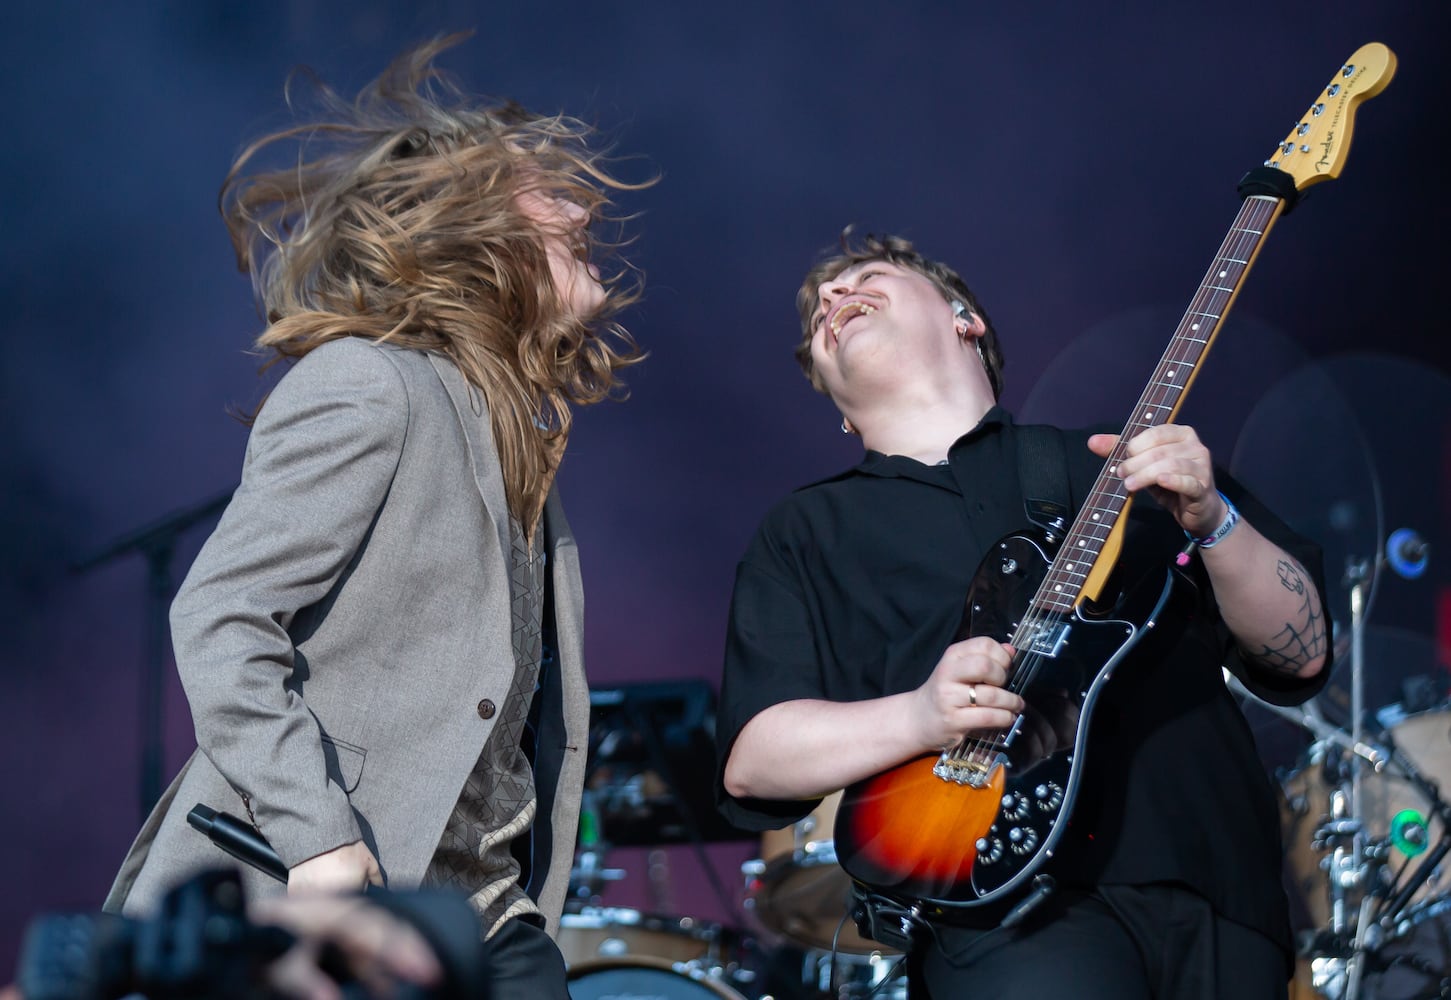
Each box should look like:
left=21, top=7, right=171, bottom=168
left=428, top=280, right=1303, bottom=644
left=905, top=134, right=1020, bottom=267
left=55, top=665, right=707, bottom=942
left=832, top=42, right=1397, bottom=917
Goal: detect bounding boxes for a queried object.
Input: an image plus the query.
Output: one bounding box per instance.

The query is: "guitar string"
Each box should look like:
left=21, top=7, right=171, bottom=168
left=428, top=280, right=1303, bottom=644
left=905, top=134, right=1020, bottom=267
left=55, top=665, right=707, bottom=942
left=944, top=197, right=1278, bottom=769
left=955, top=197, right=1277, bottom=758
left=947, top=197, right=1277, bottom=765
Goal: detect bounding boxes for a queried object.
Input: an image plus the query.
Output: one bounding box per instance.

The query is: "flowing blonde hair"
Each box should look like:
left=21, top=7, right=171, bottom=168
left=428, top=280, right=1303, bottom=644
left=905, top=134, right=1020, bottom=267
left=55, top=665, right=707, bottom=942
left=222, top=33, right=647, bottom=530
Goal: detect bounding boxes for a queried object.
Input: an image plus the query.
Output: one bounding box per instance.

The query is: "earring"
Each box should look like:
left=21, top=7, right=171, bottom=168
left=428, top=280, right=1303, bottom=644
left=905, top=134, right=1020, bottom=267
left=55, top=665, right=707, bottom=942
left=952, top=300, right=972, bottom=338
left=841, top=418, right=855, bottom=435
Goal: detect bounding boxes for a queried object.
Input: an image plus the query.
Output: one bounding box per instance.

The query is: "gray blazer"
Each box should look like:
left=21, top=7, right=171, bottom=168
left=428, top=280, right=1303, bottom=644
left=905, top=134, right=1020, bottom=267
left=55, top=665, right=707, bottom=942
left=105, top=338, right=590, bottom=930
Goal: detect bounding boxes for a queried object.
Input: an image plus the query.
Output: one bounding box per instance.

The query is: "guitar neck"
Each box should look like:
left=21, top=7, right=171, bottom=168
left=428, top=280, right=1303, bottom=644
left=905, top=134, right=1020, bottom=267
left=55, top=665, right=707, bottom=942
left=1023, top=194, right=1285, bottom=622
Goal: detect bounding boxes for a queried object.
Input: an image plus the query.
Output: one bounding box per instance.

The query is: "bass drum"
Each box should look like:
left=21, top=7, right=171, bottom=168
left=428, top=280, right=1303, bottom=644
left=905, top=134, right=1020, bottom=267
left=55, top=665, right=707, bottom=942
left=566, top=958, right=747, bottom=1000
left=743, top=790, right=899, bottom=955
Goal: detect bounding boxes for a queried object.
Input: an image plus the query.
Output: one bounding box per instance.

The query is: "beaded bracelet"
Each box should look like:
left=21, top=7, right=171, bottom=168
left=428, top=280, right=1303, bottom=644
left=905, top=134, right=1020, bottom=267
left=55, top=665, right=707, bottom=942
left=1187, top=491, right=1240, bottom=549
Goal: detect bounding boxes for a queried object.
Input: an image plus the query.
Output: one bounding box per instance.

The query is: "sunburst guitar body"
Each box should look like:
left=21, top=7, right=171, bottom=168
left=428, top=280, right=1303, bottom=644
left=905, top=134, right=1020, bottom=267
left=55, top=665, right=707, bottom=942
left=834, top=530, right=1181, bottom=905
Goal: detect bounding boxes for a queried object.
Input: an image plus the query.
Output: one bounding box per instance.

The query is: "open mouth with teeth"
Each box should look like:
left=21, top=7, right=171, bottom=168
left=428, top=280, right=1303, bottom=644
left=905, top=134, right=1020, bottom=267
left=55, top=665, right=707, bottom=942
left=830, top=300, right=878, bottom=337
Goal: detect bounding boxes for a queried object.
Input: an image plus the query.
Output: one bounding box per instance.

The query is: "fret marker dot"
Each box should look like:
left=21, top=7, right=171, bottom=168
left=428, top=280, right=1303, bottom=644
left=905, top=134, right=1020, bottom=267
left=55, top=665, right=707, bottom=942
left=1078, top=540, right=1086, bottom=547
left=1218, top=270, right=1227, bottom=278
left=1092, top=513, right=1101, bottom=521
left=1054, top=584, right=1063, bottom=592
left=1192, top=323, right=1200, bottom=331
left=1167, top=369, right=1177, bottom=378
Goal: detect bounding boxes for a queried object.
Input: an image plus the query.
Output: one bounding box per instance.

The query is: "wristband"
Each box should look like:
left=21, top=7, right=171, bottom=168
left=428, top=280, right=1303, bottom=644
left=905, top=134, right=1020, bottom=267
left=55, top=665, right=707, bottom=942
left=1186, top=491, right=1240, bottom=549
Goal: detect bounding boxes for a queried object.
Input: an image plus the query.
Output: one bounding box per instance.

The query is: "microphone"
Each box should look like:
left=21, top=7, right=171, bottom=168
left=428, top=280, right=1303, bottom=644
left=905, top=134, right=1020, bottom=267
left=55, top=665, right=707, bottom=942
left=187, top=804, right=289, bottom=883
left=1385, top=528, right=1429, bottom=580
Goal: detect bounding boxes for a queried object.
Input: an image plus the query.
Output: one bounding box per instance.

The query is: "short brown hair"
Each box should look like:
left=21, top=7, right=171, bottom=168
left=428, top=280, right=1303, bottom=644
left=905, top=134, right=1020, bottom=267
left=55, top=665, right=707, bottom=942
left=795, top=232, right=1004, bottom=399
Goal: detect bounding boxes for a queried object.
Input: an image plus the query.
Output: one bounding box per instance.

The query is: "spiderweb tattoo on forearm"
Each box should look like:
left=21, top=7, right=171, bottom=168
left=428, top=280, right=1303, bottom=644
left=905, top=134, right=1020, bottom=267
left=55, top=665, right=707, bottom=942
left=1249, top=558, right=1327, bottom=675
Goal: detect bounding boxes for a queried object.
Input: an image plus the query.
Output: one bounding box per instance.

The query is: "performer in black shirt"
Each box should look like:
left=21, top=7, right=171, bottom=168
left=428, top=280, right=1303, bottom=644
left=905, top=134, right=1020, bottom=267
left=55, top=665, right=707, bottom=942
left=716, top=233, right=1329, bottom=998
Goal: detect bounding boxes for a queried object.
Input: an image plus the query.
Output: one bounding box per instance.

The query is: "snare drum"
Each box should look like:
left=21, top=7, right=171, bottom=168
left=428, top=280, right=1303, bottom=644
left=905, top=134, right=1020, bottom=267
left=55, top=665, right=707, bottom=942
left=742, top=791, right=896, bottom=955
left=567, top=957, right=747, bottom=1000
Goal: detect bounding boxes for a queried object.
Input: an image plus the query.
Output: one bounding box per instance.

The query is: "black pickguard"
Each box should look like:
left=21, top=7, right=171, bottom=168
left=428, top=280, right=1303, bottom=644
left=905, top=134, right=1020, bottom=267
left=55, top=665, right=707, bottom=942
left=943, top=530, right=1185, bottom=905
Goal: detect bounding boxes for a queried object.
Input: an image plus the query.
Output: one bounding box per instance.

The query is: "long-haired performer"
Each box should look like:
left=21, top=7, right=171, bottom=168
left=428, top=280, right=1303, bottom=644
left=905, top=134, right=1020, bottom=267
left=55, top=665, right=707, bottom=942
left=105, top=36, right=646, bottom=998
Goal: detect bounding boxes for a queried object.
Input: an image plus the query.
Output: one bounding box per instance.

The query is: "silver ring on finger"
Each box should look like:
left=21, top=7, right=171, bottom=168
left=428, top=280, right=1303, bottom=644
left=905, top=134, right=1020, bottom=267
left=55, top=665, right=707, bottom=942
left=967, top=683, right=978, bottom=706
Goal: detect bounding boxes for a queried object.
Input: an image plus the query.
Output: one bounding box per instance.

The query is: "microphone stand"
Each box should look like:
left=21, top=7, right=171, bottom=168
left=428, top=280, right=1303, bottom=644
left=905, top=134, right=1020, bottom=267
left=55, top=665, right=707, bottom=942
left=71, top=489, right=234, bottom=819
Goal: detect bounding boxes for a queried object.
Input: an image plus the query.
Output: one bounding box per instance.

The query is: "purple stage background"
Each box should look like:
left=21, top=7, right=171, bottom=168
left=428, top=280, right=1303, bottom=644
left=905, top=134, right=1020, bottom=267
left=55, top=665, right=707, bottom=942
left=3, top=1, right=1450, bottom=979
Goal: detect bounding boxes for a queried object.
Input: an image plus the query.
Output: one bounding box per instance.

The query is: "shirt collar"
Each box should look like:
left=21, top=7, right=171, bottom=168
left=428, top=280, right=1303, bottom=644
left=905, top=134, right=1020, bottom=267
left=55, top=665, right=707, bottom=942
left=801, top=406, right=1015, bottom=489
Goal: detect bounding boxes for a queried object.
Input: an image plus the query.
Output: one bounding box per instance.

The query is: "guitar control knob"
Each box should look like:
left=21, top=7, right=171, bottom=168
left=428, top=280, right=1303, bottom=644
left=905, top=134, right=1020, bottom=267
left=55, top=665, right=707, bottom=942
left=1001, top=793, right=1029, bottom=821
left=1001, top=558, right=1018, bottom=575
left=1034, top=782, right=1065, bottom=811
left=976, top=836, right=1003, bottom=865
left=1007, top=826, right=1040, bottom=855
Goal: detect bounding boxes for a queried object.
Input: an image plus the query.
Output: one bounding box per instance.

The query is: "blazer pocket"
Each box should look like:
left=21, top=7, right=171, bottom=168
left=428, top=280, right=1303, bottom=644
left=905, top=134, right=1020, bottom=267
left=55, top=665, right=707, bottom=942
left=320, top=734, right=367, bottom=793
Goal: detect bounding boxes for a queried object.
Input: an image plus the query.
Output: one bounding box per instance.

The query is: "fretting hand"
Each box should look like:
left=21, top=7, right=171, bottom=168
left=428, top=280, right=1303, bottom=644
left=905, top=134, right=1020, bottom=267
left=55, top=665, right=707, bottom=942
left=1089, top=424, right=1227, bottom=538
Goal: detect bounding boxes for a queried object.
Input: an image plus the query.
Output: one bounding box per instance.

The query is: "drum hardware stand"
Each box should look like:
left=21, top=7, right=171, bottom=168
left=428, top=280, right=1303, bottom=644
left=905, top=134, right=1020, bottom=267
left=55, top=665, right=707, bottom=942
left=1369, top=739, right=1450, bottom=936
left=1296, top=552, right=1381, bottom=1000
left=71, top=488, right=235, bottom=819
left=615, top=693, right=740, bottom=920
left=567, top=789, right=627, bottom=906
left=1303, top=535, right=1439, bottom=1000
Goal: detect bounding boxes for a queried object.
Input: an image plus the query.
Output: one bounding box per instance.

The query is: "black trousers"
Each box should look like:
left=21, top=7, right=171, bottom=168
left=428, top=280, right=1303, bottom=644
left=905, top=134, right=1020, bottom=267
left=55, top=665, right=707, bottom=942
left=907, top=885, right=1289, bottom=1000
left=482, top=916, right=571, bottom=1000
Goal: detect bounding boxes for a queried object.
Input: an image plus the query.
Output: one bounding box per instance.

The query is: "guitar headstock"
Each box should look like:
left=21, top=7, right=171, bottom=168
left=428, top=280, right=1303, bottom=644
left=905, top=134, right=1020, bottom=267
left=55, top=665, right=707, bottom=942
left=1262, top=42, right=1396, bottom=191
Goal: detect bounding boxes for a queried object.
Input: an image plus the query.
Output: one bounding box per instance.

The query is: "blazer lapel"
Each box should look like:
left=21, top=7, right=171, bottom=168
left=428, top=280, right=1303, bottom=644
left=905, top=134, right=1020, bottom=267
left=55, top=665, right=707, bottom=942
left=427, top=353, right=512, bottom=560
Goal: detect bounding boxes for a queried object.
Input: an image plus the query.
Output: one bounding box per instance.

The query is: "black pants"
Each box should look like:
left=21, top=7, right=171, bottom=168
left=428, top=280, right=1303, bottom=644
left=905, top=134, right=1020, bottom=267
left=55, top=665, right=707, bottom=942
left=482, top=916, right=571, bottom=1000
left=908, top=885, right=1289, bottom=1000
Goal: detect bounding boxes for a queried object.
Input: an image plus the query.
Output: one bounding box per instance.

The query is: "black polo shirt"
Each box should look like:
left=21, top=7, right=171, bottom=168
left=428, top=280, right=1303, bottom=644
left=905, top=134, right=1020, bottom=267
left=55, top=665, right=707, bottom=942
left=716, top=407, right=1329, bottom=949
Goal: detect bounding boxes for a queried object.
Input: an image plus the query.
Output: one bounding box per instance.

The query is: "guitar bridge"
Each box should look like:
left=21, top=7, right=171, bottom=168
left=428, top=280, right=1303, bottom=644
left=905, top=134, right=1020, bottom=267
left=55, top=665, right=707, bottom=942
left=933, top=754, right=1000, bottom=787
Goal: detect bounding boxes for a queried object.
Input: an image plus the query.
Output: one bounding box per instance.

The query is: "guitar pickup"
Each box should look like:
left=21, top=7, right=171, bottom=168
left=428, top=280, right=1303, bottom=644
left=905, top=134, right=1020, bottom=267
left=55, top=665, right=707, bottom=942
left=1016, top=619, right=1071, bottom=658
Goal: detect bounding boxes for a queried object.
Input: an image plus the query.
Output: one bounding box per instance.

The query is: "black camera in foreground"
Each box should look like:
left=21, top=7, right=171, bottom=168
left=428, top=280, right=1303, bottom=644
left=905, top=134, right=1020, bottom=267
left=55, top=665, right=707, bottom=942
left=15, top=867, right=483, bottom=1000
left=16, top=868, right=293, bottom=1000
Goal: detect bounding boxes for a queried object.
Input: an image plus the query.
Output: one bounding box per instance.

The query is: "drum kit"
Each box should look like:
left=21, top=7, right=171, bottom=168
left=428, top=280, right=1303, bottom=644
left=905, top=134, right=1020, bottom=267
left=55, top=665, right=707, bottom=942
left=562, top=682, right=905, bottom=1000
left=1238, top=532, right=1450, bottom=1000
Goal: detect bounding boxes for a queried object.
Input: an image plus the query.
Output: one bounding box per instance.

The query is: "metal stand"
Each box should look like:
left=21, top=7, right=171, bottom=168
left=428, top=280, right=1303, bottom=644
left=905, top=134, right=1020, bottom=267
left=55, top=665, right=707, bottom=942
left=1285, top=532, right=1444, bottom=1000
left=71, top=489, right=233, bottom=819
left=1338, top=556, right=1374, bottom=998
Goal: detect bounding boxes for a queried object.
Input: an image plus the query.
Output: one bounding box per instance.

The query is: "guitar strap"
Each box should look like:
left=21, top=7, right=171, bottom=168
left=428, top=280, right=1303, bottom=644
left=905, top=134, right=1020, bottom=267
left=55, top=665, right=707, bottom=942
left=1015, top=423, right=1074, bottom=536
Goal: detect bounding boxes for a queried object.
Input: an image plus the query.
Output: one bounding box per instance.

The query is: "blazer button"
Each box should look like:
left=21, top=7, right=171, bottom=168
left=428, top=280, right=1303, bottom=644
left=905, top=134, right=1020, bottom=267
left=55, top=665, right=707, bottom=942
left=477, top=699, right=496, bottom=720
